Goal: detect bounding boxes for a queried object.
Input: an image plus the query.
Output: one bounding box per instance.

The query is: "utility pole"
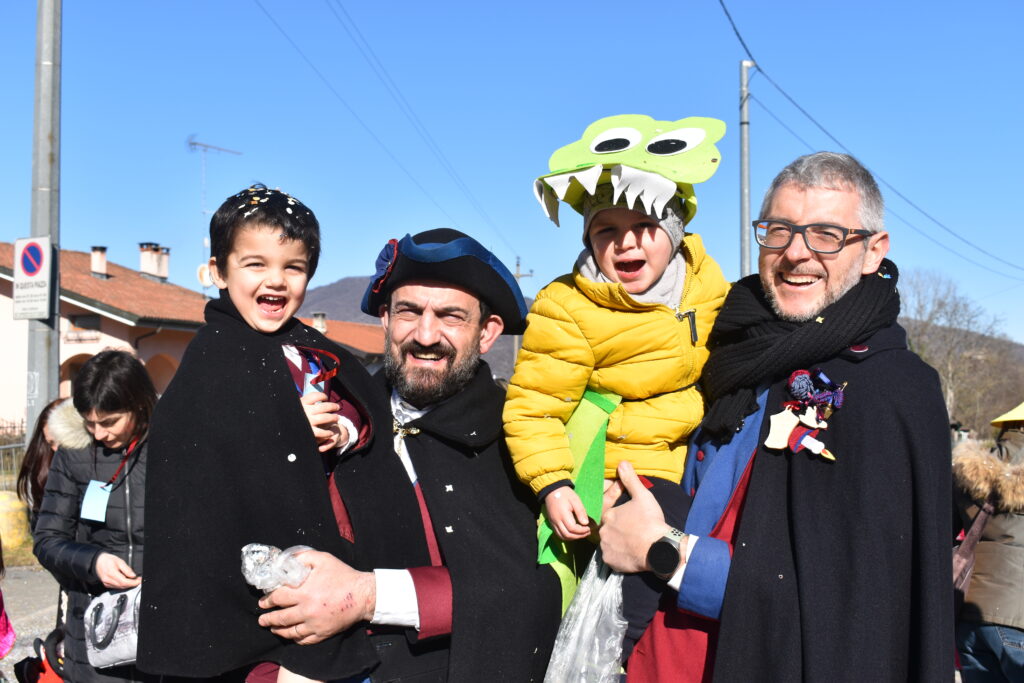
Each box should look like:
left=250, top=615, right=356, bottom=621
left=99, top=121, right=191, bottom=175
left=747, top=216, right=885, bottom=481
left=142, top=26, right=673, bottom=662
left=740, top=59, right=755, bottom=277
left=26, top=0, right=62, bottom=435
left=187, top=137, right=241, bottom=293
left=511, top=256, right=533, bottom=365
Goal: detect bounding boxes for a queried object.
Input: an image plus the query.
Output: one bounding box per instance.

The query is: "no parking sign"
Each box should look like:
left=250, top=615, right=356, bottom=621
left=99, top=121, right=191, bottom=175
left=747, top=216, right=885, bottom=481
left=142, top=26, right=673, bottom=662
left=14, top=236, right=53, bottom=319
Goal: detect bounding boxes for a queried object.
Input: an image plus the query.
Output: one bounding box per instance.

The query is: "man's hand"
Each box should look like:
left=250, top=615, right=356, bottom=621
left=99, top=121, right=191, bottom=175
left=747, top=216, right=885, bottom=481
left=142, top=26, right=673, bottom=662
left=95, top=552, right=141, bottom=589
left=257, top=550, right=376, bottom=645
left=300, top=392, right=344, bottom=453
left=599, top=462, right=672, bottom=573
left=602, top=478, right=624, bottom=519
left=544, top=487, right=591, bottom=540
left=588, top=479, right=626, bottom=542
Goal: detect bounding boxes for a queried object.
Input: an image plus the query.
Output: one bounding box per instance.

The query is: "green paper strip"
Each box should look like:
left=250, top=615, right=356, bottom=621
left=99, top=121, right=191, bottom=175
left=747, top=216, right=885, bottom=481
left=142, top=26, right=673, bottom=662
left=575, top=389, right=619, bottom=524
left=550, top=556, right=578, bottom=615
left=537, top=388, right=622, bottom=568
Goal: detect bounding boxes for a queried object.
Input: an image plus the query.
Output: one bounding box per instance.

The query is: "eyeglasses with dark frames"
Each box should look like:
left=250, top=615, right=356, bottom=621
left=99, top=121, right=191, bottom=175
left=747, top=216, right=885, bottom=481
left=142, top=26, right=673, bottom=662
left=752, top=219, right=873, bottom=254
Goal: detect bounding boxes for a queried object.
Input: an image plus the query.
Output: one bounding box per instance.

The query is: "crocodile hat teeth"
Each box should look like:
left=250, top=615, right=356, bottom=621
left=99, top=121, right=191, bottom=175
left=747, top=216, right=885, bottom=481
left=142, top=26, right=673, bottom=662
left=536, top=164, right=680, bottom=227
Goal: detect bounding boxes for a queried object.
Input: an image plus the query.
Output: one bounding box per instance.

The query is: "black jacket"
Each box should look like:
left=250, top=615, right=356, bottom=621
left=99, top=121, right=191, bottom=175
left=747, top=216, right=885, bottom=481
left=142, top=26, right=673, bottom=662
left=711, top=323, right=954, bottom=681
left=335, top=363, right=561, bottom=682
left=137, top=295, right=377, bottom=680
left=34, top=402, right=150, bottom=683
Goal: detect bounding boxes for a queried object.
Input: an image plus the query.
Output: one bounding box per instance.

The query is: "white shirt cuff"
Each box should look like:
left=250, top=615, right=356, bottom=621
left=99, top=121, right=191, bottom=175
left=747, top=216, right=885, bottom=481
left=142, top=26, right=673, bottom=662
left=666, top=533, right=700, bottom=591
left=336, top=415, right=359, bottom=454
left=370, top=568, right=420, bottom=629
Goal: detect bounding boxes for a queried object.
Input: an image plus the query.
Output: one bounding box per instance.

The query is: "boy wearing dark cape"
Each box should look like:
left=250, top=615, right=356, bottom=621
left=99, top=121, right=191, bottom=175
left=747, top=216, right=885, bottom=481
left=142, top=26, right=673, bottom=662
left=138, top=186, right=378, bottom=681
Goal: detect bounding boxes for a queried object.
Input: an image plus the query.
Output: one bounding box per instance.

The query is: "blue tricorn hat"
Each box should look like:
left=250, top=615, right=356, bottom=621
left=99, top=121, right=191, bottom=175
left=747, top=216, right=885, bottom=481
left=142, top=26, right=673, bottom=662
left=361, top=228, right=528, bottom=335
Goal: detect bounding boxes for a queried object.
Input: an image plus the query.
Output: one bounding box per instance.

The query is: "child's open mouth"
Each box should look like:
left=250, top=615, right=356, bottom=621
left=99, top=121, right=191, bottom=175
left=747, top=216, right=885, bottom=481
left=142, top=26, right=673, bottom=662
left=257, top=295, right=287, bottom=314
left=615, top=260, right=646, bottom=276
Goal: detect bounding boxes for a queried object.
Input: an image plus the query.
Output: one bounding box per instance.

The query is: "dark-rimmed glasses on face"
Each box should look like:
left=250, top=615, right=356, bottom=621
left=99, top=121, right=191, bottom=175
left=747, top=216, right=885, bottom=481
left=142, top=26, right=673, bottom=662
left=753, top=219, right=873, bottom=254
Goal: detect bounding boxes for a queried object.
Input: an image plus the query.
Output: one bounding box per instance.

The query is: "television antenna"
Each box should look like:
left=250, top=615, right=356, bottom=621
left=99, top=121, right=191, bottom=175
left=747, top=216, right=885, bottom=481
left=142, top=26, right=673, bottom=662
left=187, top=136, right=241, bottom=293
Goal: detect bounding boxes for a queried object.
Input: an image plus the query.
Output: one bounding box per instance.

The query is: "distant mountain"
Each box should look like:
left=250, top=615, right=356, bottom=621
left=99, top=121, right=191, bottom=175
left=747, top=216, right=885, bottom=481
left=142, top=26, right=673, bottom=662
left=299, top=275, right=528, bottom=379
left=300, top=276, right=377, bottom=325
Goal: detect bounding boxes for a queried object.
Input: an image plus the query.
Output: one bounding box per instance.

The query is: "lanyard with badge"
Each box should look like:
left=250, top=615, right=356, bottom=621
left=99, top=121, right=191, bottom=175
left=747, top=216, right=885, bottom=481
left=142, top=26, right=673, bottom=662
left=80, top=437, right=139, bottom=523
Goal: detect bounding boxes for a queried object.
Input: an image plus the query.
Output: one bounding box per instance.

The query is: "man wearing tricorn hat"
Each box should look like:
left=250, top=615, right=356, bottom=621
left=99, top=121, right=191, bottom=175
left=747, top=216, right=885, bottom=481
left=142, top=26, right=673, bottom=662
left=258, top=229, right=561, bottom=681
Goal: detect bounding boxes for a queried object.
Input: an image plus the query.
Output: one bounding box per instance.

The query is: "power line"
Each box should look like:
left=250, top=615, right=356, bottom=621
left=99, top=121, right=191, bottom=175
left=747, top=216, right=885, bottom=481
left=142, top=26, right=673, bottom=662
left=749, top=95, right=816, bottom=153
left=718, top=0, right=757, bottom=63
left=324, top=0, right=518, bottom=257
left=252, top=0, right=464, bottom=232
left=886, top=208, right=1024, bottom=281
left=978, top=279, right=1024, bottom=304
left=745, top=94, right=1024, bottom=280
left=717, top=0, right=1024, bottom=278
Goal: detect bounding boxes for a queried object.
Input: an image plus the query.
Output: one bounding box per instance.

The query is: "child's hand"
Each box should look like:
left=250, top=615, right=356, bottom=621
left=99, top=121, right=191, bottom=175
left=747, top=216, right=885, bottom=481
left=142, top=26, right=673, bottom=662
left=301, top=392, right=343, bottom=452
left=333, top=423, right=350, bottom=452
left=544, top=487, right=591, bottom=540
left=316, top=421, right=345, bottom=453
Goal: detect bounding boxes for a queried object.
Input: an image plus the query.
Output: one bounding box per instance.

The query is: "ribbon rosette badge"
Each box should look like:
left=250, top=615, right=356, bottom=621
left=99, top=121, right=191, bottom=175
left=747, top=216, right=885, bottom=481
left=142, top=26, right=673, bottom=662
left=764, top=369, right=847, bottom=462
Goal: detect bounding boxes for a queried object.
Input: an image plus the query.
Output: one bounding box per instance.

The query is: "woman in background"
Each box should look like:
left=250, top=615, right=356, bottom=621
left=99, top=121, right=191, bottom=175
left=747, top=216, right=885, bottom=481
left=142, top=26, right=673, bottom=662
left=34, top=350, right=156, bottom=683
left=17, top=398, right=77, bottom=532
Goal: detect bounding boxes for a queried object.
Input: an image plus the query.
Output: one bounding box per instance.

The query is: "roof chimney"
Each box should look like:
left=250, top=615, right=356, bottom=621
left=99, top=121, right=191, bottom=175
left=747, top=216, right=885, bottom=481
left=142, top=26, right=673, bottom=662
left=312, top=312, right=328, bottom=334
left=158, top=246, right=170, bottom=280
left=138, top=242, right=166, bottom=282
left=90, top=246, right=109, bottom=279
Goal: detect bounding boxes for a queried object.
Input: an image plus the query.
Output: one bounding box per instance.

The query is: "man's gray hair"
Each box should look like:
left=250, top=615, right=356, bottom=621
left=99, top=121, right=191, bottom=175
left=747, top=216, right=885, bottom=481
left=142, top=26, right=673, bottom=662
left=759, top=152, right=885, bottom=233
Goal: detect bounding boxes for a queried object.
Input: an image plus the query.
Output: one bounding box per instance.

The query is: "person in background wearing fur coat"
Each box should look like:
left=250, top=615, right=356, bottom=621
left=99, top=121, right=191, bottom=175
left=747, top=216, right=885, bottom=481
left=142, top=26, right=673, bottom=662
left=953, top=401, right=1024, bottom=681
left=33, top=350, right=156, bottom=683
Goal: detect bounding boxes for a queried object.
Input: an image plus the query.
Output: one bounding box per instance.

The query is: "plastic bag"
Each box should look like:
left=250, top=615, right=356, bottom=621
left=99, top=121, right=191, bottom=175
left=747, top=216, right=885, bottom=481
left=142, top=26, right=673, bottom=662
left=544, top=550, right=626, bottom=683
left=241, top=543, right=313, bottom=593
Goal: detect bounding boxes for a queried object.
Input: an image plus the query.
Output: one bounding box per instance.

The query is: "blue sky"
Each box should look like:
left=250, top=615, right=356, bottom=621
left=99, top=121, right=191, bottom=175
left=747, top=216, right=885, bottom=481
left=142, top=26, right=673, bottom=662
left=2, top=1, right=1022, bottom=340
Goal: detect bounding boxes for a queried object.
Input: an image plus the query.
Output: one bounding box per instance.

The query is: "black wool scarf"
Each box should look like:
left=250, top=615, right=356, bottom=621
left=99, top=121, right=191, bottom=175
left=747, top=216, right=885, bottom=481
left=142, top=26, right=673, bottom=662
left=700, top=258, right=901, bottom=441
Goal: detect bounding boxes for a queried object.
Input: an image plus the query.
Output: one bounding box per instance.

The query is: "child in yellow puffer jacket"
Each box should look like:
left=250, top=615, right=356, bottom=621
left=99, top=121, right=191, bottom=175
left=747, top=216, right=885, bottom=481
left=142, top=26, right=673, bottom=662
left=503, top=114, right=729, bottom=659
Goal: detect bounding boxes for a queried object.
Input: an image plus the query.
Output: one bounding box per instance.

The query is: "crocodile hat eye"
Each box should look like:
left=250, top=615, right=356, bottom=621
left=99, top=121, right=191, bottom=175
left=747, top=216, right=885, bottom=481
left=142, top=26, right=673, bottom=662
left=646, top=128, right=708, bottom=156
left=589, top=127, right=643, bottom=154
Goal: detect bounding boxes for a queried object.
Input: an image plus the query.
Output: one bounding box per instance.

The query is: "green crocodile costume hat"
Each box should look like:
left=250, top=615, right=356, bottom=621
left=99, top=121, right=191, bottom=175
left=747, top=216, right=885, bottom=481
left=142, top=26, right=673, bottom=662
left=534, top=114, right=726, bottom=229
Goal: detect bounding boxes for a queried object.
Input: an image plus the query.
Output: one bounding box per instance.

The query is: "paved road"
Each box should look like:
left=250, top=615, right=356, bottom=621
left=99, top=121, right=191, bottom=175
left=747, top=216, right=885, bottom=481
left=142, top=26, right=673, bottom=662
left=1, top=565, right=59, bottom=681
left=0, top=564, right=964, bottom=682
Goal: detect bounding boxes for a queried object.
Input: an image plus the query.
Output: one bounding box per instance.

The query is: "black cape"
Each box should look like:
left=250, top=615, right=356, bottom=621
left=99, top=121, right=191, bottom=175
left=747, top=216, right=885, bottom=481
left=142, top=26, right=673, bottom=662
left=138, top=295, right=378, bottom=679
left=335, top=363, right=561, bottom=681
left=711, top=323, right=954, bottom=680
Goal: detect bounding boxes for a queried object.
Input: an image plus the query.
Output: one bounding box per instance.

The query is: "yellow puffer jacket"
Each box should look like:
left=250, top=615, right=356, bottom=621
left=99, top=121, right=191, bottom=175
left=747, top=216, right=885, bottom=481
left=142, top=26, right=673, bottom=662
left=504, top=234, right=728, bottom=495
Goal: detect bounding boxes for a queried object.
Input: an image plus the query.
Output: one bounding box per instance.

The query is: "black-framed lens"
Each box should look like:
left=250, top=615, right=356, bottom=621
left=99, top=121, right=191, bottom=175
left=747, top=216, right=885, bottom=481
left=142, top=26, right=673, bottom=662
left=752, top=220, right=872, bottom=254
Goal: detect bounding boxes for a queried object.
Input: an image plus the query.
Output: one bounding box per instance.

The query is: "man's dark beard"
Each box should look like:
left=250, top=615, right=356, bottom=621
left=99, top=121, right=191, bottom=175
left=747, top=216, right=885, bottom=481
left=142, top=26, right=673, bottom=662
left=384, top=333, right=480, bottom=408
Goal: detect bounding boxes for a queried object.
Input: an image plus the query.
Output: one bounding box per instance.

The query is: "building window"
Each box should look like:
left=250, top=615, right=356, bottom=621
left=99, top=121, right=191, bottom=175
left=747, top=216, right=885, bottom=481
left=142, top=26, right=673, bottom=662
left=65, top=315, right=102, bottom=343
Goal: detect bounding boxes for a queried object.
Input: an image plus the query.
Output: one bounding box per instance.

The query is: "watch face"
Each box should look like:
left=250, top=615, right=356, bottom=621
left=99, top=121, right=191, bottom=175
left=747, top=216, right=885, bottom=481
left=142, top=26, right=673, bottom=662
left=648, top=539, right=680, bottom=577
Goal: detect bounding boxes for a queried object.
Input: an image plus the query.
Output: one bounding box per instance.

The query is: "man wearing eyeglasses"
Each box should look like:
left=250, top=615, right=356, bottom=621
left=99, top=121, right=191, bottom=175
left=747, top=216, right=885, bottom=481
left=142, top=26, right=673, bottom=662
left=600, top=152, right=954, bottom=680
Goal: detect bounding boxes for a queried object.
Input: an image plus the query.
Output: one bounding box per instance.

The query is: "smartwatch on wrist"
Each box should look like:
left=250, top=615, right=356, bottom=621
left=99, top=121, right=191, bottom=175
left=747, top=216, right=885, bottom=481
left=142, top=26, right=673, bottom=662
left=646, top=527, right=687, bottom=580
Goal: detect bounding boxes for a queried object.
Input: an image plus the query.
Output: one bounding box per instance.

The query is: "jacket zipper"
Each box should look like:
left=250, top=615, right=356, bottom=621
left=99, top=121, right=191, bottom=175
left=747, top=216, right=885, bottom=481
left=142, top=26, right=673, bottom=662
left=676, top=309, right=698, bottom=344
left=675, top=237, right=699, bottom=345
left=124, top=449, right=134, bottom=569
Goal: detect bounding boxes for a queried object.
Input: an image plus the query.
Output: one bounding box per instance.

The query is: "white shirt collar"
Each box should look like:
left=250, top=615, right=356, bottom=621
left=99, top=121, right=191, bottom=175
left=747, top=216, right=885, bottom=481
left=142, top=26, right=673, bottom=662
left=390, top=389, right=432, bottom=426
